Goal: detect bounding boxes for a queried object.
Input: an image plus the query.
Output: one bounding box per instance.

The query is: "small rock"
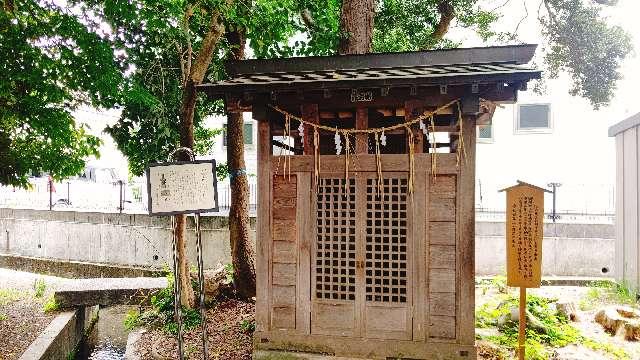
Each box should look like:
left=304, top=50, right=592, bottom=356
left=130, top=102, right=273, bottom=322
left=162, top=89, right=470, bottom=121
left=595, top=306, right=640, bottom=338
left=557, top=301, right=579, bottom=322
left=623, top=321, right=640, bottom=341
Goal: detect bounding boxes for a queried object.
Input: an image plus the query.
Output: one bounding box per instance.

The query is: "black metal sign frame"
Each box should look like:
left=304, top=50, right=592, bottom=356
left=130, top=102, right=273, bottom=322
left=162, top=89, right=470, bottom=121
left=146, top=159, right=219, bottom=216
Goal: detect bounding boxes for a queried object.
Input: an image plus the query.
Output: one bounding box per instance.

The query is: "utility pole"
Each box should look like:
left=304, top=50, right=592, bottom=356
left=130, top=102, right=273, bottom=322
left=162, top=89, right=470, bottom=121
left=547, top=182, right=562, bottom=222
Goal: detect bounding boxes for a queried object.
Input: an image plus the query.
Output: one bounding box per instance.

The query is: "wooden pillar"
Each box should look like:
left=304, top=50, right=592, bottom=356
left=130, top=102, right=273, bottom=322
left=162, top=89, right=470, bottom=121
left=255, top=105, right=272, bottom=333
left=405, top=100, right=424, bottom=153
left=356, top=107, right=368, bottom=153
left=301, top=104, right=319, bottom=155
left=456, top=114, right=476, bottom=345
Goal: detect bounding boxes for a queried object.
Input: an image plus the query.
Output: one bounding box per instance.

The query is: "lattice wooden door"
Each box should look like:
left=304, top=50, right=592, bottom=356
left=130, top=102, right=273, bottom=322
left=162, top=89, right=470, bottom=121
left=311, top=172, right=413, bottom=340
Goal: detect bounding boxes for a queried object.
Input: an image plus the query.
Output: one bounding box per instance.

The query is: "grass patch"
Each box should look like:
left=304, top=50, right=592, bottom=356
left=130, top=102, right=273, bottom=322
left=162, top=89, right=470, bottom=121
left=33, top=278, right=46, bottom=298
left=579, top=280, right=638, bottom=310
left=0, top=312, right=7, bottom=321
left=0, top=288, right=23, bottom=306
left=476, top=293, right=629, bottom=360
left=43, top=295, right=60, bottom=313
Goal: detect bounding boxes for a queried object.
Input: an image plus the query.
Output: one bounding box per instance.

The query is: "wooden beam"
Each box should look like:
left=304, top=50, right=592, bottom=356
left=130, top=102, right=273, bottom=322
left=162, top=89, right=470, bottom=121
left=405, top=100, right=424, bottom=153
left=457, top=115, right=476, bottom=345
left=256, top=118, right=272, bottom=333
left=301, top=104, right=319, bottom=155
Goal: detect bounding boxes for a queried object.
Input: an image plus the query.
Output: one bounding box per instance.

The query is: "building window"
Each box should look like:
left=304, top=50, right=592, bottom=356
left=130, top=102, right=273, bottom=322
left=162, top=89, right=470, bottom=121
left=223, top=123, right=254, bottom=146
left=516, top=104, right=552, bottom=133
left=477, top=124, right=493, bottom=143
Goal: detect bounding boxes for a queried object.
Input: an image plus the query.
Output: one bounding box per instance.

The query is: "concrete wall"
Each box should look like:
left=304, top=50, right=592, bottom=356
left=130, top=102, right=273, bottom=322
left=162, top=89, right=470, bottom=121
left=476, top=221, right=615, bottom=277
left=0, top=208, right=613, bottom=277
left=0, top=208, right=256, bottom=271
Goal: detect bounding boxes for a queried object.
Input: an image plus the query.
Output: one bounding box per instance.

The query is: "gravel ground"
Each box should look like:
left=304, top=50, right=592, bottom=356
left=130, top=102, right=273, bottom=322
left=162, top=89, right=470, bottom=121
left=134, top=299, right=254, bottom=360
left=477, top=284, right=640, bottom=360
left=0, top=268, right=68, bottom=360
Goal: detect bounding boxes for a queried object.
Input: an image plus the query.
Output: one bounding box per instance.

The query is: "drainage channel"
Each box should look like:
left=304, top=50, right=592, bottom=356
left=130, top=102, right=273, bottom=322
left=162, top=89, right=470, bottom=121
left=76, top=305, right=134, bottom=360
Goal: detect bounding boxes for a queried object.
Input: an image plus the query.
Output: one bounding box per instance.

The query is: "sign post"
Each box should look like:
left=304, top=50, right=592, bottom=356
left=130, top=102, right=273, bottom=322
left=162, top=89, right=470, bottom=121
left=499, top=181, right=549, bottom=360
left=147, top=148, right=218, bottom=360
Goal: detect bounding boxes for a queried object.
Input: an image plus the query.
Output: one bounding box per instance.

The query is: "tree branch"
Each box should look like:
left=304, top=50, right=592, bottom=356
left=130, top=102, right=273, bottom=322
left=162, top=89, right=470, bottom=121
left=189, top=8, right=227, bottom=83
left=431, top=1, right=455, bottom=41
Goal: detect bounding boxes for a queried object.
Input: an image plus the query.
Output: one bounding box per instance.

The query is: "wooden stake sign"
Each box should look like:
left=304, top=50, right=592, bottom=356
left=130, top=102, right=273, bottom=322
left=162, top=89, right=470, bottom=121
left=499, top=181, right=549, bottom=360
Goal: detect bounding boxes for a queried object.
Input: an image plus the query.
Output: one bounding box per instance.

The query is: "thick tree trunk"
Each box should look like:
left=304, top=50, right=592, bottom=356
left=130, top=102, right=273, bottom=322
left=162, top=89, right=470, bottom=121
left=226, top=27, right=256, bottom=299
left=338, top=0, right=375, bottom=55
left=227, top=111, right=256, bottom=299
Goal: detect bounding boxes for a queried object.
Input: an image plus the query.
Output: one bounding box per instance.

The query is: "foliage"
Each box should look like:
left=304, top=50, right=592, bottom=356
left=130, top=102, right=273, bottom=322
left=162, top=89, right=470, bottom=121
left=124, top=309, right=142, bottom=331
left=580, top=280, right=639, bottom=310
left=124, top=274, right=202, bottom=334
left=43, top=295, right=60, bottom=313
left=33, top=278, right=46, bottom=298
left=478, top=274, right=508, bottom=295
left=239, top=318, right=255, bottom=333
left=373, top=0, right=499, bottom=52
left=477, top=293, right=629, bottom=360
left=0, top=288, right=23, bottom=306
left=541, top=0, right=632, bottom=108
left=224, top=263, right=235, bottom=284
left=0, top=1, right=123, bottom=187
left=0, top=312, right=6, bottom=321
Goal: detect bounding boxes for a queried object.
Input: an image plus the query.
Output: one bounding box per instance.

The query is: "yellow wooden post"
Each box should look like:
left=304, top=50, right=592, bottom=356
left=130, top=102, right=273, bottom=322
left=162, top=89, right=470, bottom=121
left=499, top=181, right=549, bottom=360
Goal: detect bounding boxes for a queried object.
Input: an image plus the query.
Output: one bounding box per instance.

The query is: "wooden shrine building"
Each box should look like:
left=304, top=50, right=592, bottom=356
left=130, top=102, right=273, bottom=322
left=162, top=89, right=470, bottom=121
left=200, top=44, right=541, bottom=359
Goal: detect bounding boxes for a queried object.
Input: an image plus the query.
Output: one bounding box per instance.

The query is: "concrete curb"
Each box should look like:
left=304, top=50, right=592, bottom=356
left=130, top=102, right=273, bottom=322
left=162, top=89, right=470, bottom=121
left=0, top=254, right=165, bottom=278
left=19, top=306, right=99, bottom=360
left=124, top=328, right=146, bottom=360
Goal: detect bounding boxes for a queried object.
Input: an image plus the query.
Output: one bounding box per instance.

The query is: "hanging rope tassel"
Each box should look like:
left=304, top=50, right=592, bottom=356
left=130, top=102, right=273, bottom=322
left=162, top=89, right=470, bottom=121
left=406, top=125, right=415, bottom=198
left=456, top=101, right=468, bottom=167
left=374, top=132, right=383, bottom=198
left=344, top=131, right=350, bottom=195
left=429, top=115, right=437, bottom=182
left=313, top=127, right=320, bottom=192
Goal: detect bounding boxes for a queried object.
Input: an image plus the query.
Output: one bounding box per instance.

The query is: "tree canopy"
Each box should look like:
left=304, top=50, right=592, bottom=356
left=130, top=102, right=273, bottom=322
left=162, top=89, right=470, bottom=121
left=0, top=1, right=122, bottom=187
left=0, top=0, right=633, bottom=185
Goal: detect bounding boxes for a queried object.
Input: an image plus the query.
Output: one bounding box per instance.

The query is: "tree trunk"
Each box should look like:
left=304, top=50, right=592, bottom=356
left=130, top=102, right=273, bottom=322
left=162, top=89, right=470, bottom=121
left=226, top=27, right=256, bottom=299
left=173, top=79, right=198, bottom=309
left=173, top=4, right=227, bottom=309
left=338, top=0, right=375, bottom=55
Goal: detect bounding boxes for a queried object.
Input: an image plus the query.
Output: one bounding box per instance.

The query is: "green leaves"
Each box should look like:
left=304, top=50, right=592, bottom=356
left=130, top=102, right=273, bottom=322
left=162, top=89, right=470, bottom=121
left=541, top=0, right=632, bottom=108
left=0, top=0, right=121, bottom=187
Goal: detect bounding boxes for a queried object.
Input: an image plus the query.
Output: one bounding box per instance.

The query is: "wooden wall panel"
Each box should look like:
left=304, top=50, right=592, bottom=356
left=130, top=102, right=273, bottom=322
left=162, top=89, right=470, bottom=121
left=273, top=241, right=296, bottom=263
left=272, top=285, right=296, bottom=306
left=272, top=306, right=296, bottom=329
left=429, top=198, right=456, bottom=222
left=429, top=268, right=455, bottom=293
left=429, top=222, right=455, bottom=245
left=271, top=173, right=298, bottom=330
left=428, top=315, right=456, bottom=339
left=429, top=245, right=455, bottom=269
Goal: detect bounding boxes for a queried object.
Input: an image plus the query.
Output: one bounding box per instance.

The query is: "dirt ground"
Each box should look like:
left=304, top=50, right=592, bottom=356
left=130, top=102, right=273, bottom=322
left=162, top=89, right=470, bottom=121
left=131, top=283, right=640, bottom=360
left=0, top=269, right=62, bottom=360
left=134, top=299, right=255, bottom=360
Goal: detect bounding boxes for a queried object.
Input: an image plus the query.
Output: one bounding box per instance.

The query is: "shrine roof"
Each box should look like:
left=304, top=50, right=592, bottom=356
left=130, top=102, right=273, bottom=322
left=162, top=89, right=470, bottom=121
left=198, top=44, right=541, bottom=97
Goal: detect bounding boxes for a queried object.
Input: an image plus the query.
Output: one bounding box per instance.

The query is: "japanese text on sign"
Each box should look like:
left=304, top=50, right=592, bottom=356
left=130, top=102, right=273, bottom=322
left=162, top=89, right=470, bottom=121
left=146, top=160, right=219, bottom=216
left=505, top=184, right=543, bottom=288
